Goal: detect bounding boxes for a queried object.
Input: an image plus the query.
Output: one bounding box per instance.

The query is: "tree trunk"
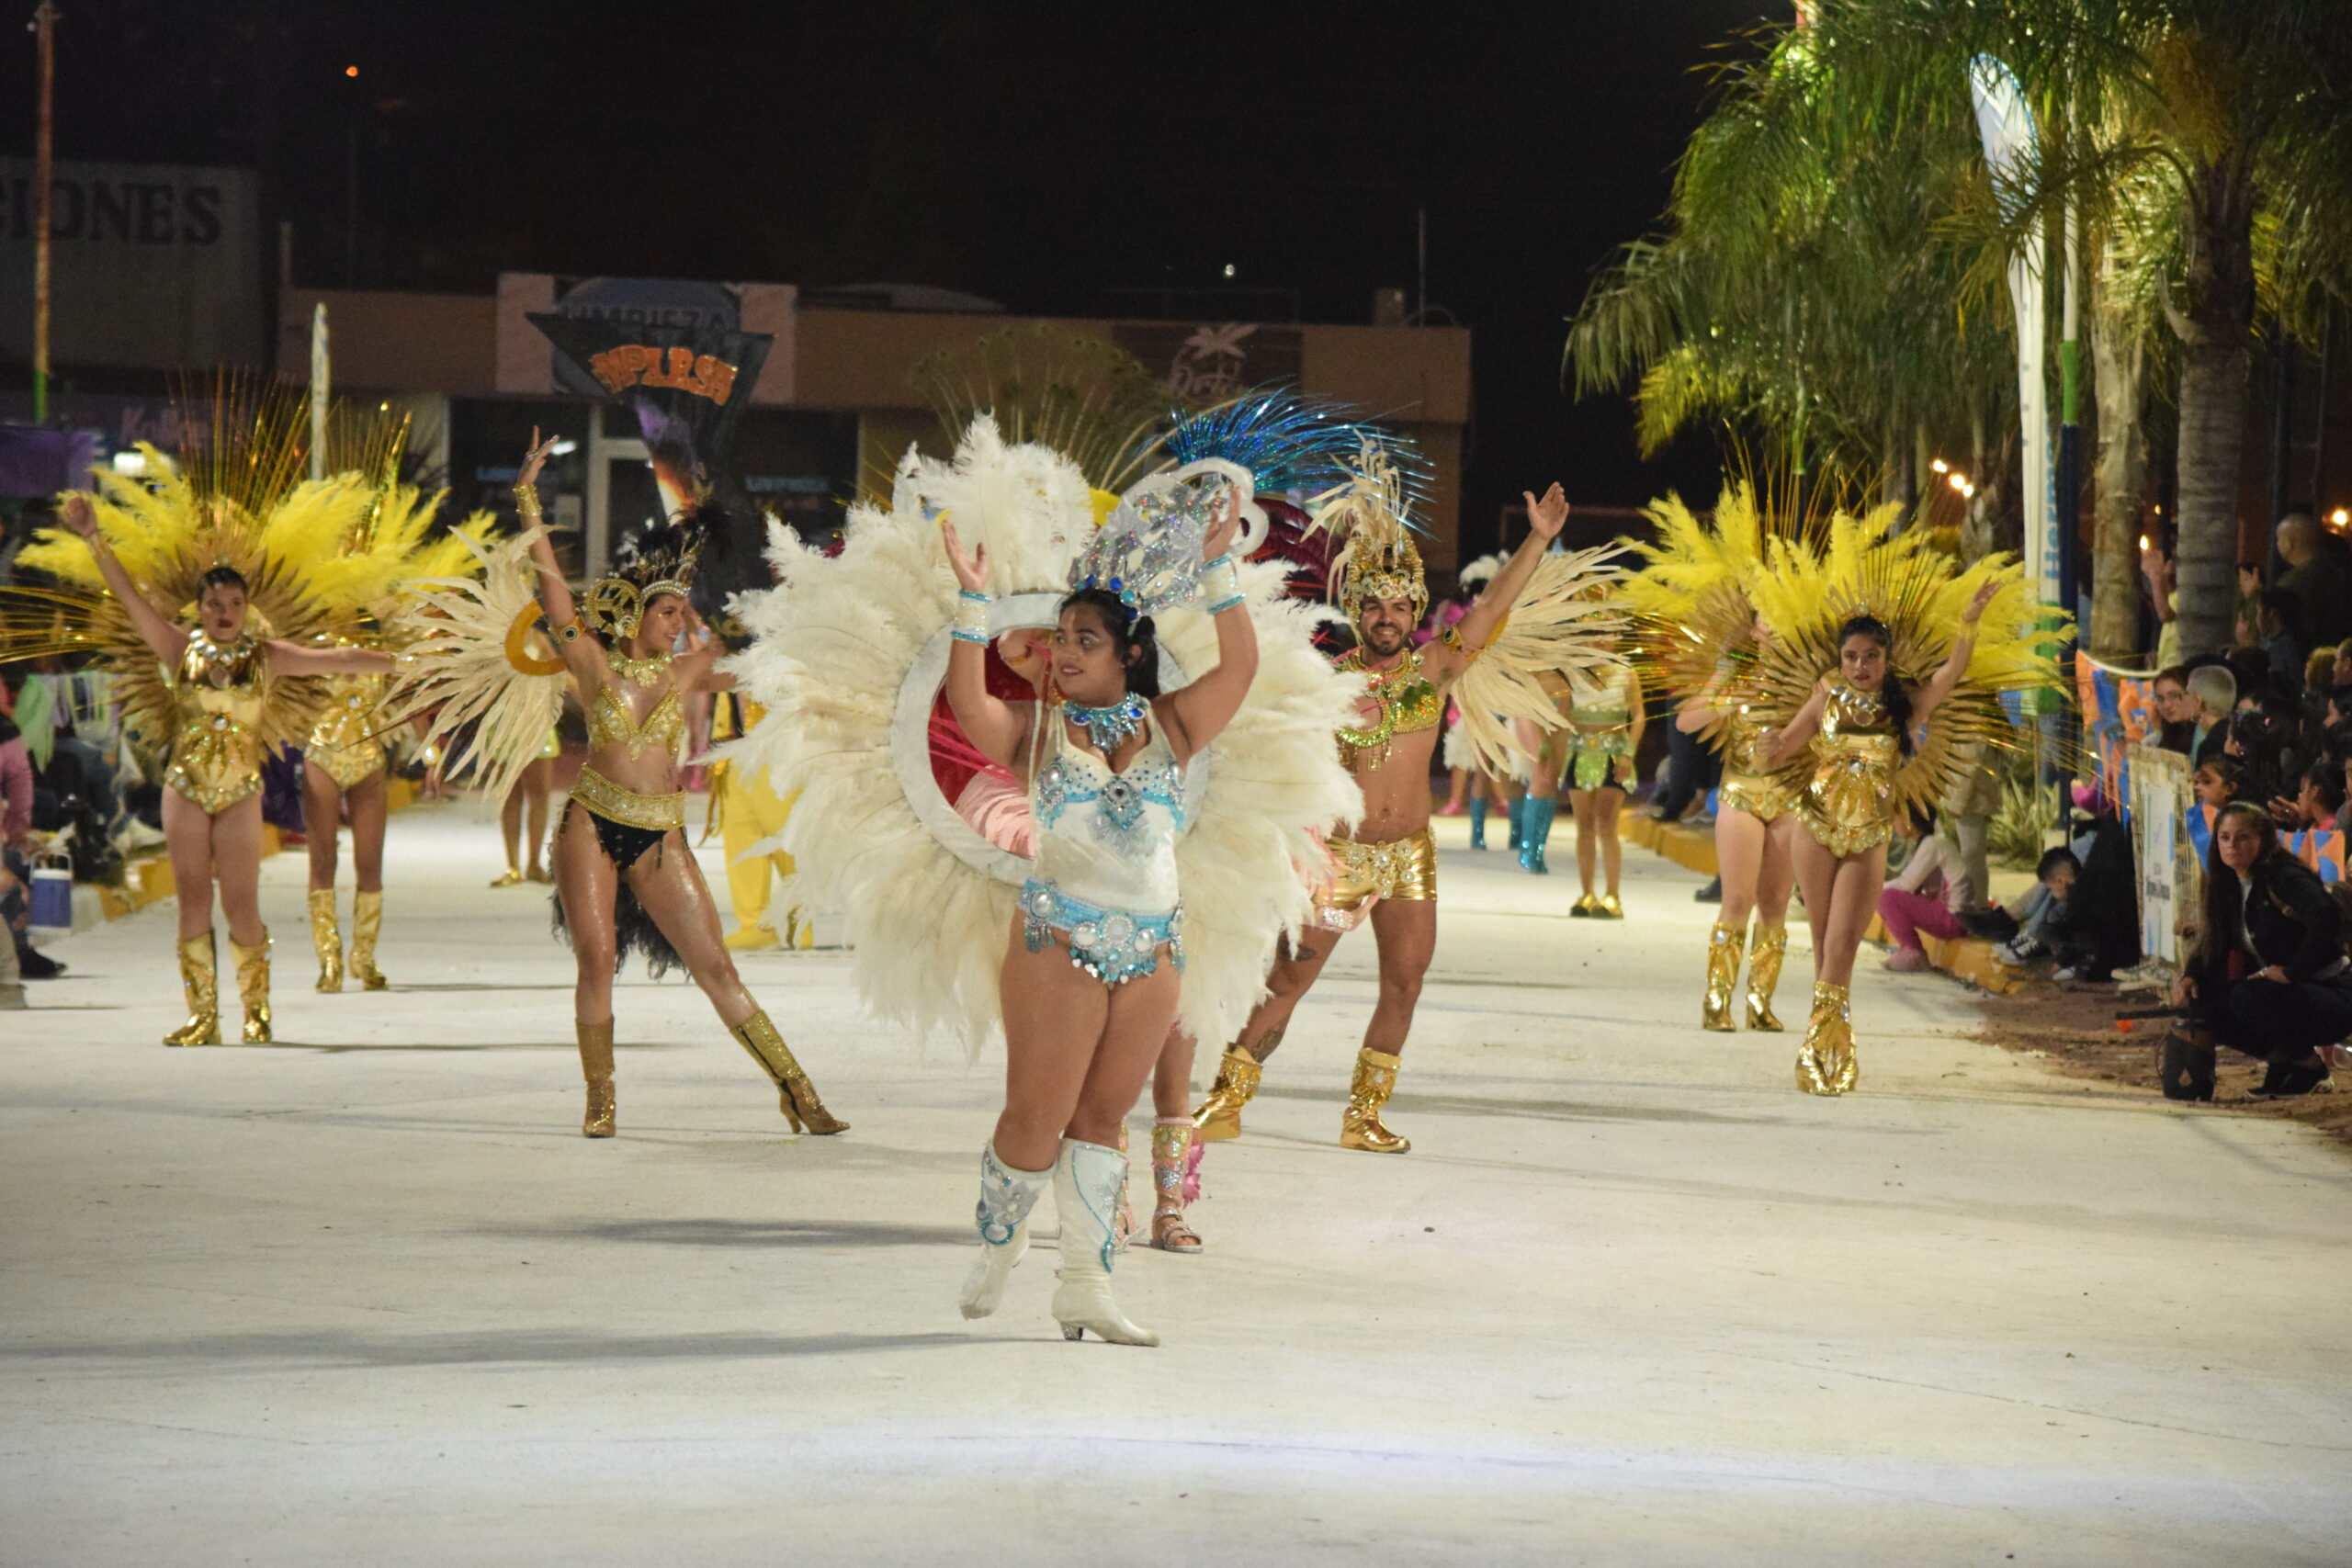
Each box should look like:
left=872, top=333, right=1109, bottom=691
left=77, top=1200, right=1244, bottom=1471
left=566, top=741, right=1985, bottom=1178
left=2172, top=338, right=2249, bottom=657
left=2088, top=260, right=2148, bottom=660
left=2168, top=160, right=2258, bottom=661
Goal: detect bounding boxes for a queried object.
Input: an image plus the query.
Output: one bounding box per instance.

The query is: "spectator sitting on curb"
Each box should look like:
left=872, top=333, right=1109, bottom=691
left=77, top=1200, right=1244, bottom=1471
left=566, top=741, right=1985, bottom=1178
left=2166, top=802, right=2349, bottom=1100
left=1994, top=847, right=2083, bottom=968
left=1, top=714, right=63, bottom=986
left=1879, top=810, right=1973, bottom=974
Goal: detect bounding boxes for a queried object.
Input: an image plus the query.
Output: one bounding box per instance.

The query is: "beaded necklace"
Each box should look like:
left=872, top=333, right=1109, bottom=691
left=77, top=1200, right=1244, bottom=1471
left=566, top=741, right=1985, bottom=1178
left=1334, top=647, right=1442, bottom=772
left=607, top=649, right=673, bottom=689
left=1063, top=692, right=1148, bottom=753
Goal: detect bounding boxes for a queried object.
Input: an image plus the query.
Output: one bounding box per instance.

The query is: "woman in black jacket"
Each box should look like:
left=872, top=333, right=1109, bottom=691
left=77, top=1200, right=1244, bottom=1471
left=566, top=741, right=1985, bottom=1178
left=2169, top=802, right=2350, bottom=1098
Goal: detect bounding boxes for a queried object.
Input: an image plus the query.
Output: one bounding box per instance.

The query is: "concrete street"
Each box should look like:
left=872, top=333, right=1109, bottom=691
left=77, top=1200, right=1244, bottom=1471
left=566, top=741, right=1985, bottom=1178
left=4, top=800, right=2347, bottom=1565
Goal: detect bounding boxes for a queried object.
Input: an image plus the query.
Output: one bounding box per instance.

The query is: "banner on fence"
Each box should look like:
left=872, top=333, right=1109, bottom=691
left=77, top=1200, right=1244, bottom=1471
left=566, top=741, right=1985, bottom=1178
left=2128, top=743, right=2192, bottom=964
left=2081, top=653, right=2161, bottom=819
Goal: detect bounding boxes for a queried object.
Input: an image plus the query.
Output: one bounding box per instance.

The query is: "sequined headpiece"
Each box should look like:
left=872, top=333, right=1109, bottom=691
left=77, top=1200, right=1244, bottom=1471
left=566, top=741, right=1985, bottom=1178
left=585, top=525, right=703, bottom=641
left=1309, top=440, right=1427, bottom=632
left=1069, top=459, right=1260, bottom=616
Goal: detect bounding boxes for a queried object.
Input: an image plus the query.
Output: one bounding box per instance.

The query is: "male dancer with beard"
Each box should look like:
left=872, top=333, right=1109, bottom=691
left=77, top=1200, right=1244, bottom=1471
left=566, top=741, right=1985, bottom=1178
left=1192, top=479, right=1577, bottom=1153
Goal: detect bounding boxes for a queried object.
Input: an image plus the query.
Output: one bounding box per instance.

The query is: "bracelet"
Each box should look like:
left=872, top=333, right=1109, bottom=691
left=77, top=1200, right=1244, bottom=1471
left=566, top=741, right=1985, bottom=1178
left=1201, top=554, right=1243, bottom=615
left=514, top=482, right=542, bottom=520
left=953, top=591, right=991, bottom=645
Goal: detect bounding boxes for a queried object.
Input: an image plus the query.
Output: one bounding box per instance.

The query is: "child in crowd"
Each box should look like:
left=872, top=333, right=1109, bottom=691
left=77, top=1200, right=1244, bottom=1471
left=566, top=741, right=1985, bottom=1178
left=1877, top=810, right=1974, bottom=974
left=1994, top=847, right=2084, bottom=969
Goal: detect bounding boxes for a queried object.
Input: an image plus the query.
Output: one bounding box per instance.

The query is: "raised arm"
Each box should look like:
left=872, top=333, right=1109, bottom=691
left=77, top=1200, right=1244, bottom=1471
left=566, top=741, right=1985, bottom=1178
left=1913, top=579, right=1998, bottom=723
left=62, top=495, right=187, bottom=666
left=1157, top=489, right=1256, bottom=764
left=511, top=430, right=606, bottom=690
left=514, top=430, right=580, bottom=638
left=263, top=641, right=397, bottom=678
left=939, top=516, right=1028, bottom=771
left=1436, top=481, right=1570, bottom=682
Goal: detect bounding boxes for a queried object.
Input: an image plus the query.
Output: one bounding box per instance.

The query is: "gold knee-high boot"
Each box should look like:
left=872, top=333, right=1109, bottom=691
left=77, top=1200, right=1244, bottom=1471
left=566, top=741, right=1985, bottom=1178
left=1796, top=981, right=1854, bottom=1096
left=308, top=890, right=343, bottom=992
left=1702, top=921, right=1746, bottom=1032
left=229, top=930, right=272, bottom=1044
left=348, top=890, right=388, bottom=991
left=1747, top=921, right=1789, bottom=1032
left=729, top=1010, right=848, bottom=1134
left=1191, top=1041, right=1268, bottom=1141
left=1340, top=1047, right=1410, bottom=1153
left=578, top=1019, right=616, bottom=1137
left=163, top=931, right=220, bottom=1045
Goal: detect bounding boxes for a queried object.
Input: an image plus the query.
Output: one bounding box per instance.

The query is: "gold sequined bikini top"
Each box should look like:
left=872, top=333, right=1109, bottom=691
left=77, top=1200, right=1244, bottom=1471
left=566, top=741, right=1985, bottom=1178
left=587, top=682, right=685, bottom=761
left=1336, top=647, right=1442, bottom=771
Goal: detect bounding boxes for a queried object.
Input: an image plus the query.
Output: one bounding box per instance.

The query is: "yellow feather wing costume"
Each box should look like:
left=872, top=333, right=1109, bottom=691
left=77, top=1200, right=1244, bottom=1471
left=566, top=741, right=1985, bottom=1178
left=1748, top=506, right=2061, bottom=826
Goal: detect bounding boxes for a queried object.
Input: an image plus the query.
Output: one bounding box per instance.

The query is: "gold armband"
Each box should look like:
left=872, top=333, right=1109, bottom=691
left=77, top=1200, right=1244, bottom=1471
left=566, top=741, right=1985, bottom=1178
left=514, top=482, right=543, bottom=522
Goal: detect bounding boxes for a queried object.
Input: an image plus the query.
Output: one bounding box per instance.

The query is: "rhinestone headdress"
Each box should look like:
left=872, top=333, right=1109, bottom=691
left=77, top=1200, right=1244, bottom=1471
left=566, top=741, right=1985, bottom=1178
left=1069, top=459, right=1259, bottom=615
left=586, top=521, right=703, bottom=641
left=1310, top=439, right=1427, bottom=632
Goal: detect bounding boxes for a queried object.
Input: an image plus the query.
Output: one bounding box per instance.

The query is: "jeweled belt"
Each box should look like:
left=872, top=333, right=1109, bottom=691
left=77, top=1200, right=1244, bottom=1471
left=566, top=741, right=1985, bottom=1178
left=571, top=766, right=686, bottom=831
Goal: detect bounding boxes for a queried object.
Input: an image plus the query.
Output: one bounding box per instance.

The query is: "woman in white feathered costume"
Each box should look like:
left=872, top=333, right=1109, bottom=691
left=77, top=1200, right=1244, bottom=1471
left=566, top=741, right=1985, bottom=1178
left=722, top=418, right=1362, bottom=1347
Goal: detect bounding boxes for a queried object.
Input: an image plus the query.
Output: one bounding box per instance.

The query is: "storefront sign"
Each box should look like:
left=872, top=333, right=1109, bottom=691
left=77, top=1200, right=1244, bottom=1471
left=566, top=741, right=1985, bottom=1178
left=0, top=158, right=261, bottom=369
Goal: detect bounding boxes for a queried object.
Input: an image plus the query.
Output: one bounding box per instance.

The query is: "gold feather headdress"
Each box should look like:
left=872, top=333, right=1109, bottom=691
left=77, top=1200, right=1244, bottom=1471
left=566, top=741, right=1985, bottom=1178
left=1309, top=439, right=1426, bottom=632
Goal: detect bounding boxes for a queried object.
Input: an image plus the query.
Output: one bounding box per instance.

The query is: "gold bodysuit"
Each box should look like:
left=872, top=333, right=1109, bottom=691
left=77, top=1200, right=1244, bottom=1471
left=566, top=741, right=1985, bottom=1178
left=1716, top=691, right=1795, bottom=822
left=306, top=671, right=390, bottom=790
left=166, top=632, right=270, bottom=814
left=1801, top=679, right=1900, bottom=855
left=1336, top=648, right=1442, bottom=772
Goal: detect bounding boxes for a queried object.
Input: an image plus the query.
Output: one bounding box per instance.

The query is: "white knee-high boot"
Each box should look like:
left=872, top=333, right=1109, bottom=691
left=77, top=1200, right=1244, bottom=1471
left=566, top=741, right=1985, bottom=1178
left=958, top=1143, right=1050, bottom=1320
left=1049, top=1138, right=1159, bottom=1347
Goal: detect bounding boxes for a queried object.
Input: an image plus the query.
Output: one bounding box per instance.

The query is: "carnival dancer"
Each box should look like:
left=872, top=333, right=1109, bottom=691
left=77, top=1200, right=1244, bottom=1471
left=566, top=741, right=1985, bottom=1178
left=387, top=433, right=845, bottom=1138
left=1515, top=653, right=1644, bottom=896
left=935, top=477, right=1253, bottom=1344
left=722, top=415, right=1359, bottom=1342
left=1624, top=487, right=1804, bottom=1031
left=710, top=691, right=809, bottom=952
left=490, top=741, right=558, bottom=887
left=51, top=492, right=396, bottom=1043
left=1193, top=457, right=1626, bottom=1152
left=300, top=477, right=485, bottom=993
left=1750, top=512, right=2050, bottom=1094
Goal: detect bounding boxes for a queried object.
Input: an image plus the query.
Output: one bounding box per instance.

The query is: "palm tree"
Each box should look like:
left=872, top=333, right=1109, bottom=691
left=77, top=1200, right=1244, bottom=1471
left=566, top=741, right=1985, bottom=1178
left=1789, top=0, right=2352, bottom=658
left=1577, top=3, right=2352, bottom=661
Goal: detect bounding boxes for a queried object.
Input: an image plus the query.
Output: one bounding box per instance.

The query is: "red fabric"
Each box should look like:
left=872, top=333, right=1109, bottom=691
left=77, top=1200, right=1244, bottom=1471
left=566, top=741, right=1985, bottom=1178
left=926, top=645, right=1039, bottom=804
left=1880, top=886, right=1964, bottom=951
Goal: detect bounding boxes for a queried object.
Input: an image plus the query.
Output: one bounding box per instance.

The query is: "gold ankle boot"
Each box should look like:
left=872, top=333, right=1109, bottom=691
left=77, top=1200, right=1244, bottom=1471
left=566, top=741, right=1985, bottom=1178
left=1702, top=920, right=1745, bottom=1032
left=1796, top=981, right=1854, bottom=1096
left=578, top=1019, right=616, bottom=1137
left=1191, top=1041, right=1268, bottom=1141
left=1747, top=921, right=1789, bottom=1032
left=1340, top=1047, right=1411, bottom=1153
left=729, top=1010, right=848, bottom=1134
left=163, top=931, right=220, bottom=1046
left=348, top=889, right=388, bottom=990
left=230, top=930, right=272, bottom=1044
left=308, top=889, right=343, bottom=992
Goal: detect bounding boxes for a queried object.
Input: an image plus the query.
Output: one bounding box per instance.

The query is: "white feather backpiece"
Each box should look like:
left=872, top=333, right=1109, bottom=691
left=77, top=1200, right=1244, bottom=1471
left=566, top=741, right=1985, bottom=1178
left=721, top=418, right=1363, bottom=1056
left=1451, top=544, right=1633, bottom=776
left=379, top=528, right=567, bottom=804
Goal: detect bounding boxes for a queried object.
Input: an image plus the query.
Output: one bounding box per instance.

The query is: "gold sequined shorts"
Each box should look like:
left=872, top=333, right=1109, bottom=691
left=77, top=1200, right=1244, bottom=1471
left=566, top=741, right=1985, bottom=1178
left=1717, top=771, right=1794, bottom=822
left=1314, top=827, right=1437, bottom=932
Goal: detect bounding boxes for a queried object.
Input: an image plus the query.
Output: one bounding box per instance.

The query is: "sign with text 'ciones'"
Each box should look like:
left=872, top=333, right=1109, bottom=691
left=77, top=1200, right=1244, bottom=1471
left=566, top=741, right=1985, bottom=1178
left=0, top=159, right=261, bottom=370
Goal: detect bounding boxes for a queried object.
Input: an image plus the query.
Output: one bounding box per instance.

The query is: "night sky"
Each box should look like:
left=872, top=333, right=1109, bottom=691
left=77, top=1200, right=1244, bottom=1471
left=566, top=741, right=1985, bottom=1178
left=6, top=0, right=1777, bottom=548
